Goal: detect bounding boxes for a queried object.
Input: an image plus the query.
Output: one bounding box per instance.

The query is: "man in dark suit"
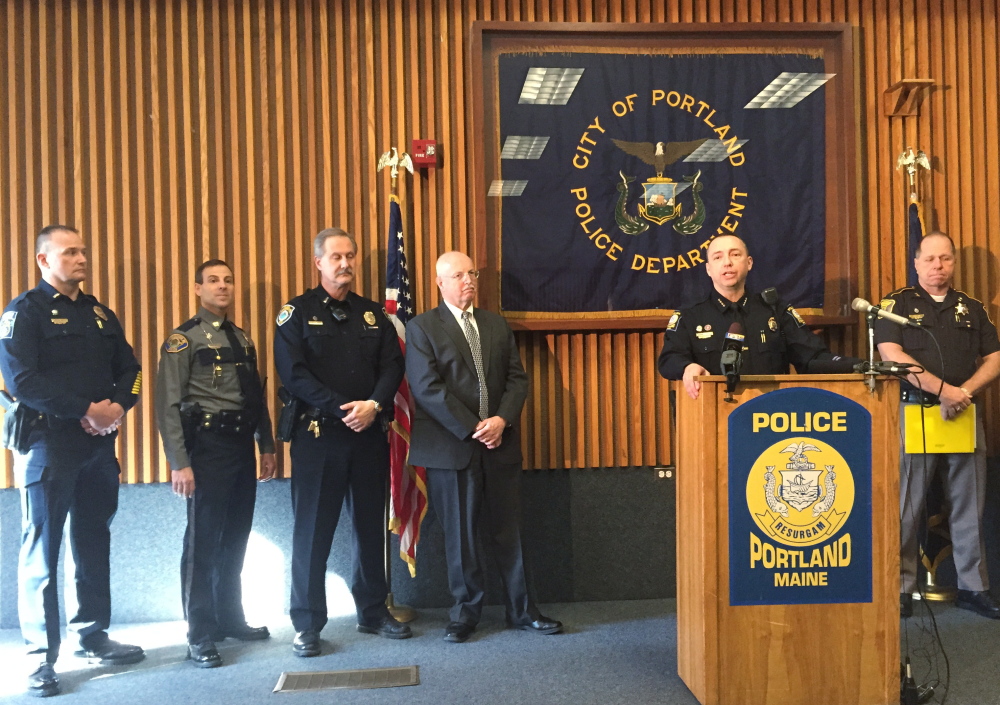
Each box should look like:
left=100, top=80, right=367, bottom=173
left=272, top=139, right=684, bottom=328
left=405, top=251, right=562, bottom=643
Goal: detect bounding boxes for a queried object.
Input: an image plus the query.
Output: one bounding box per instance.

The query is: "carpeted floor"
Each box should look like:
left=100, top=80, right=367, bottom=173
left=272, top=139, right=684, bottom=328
left=0, top=598, right=996, bottom=704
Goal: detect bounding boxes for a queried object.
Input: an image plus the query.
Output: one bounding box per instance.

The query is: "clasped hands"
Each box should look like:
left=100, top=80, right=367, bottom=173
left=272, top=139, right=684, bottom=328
left=472, top=416, right=505, bottom=449
left=939, top=383, right=973, bottom=420
left=340, top=399, right=379, bottom=432
left=80, top=399, right=124, bottom=436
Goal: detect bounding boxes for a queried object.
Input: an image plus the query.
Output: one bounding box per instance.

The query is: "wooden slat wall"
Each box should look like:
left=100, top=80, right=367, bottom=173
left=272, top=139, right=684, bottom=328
left=1, top=0, right=999, bottom=486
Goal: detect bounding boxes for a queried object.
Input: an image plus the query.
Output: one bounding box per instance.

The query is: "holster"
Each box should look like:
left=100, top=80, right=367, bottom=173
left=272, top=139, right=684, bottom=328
left=1, top=391, right=42, bottom=454
left=179, top=402, right=203, bottom=451
left=276, top=386, right=301, bottom=443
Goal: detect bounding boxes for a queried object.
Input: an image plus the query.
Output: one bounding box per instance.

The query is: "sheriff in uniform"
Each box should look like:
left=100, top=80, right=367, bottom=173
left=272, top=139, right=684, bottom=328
left=156, top=259, right=276, bottom=668
left=875, top=231, right=1000, bottom=620
left=658, top=234, right=850, bottom=399
left=273, top=227, right=409, bottom=658
left=0, top=225, right=144, bottom=698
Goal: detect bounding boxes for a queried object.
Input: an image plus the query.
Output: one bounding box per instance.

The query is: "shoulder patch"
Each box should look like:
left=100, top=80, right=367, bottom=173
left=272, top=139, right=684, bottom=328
left=0, top=311, right=15, bottom=339
left=666, top=311, right=681, bottom=332
left=786, top=305, right=806, bottom=327
left=879, top=298, right=896, bottom=314
left=165, top=333, right=189, bottom=353
left=276, top=304, right=295, bottom=326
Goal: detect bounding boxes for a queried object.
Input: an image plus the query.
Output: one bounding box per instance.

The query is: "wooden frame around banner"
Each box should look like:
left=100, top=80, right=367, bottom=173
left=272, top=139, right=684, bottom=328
left=469, top=22, right=858, bottom=332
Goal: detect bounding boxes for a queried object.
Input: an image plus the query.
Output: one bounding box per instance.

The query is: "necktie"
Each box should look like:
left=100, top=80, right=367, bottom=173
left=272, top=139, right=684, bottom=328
left=221, top=320, right=263, bottom=419
left=461, top=311, right=489, bottom=420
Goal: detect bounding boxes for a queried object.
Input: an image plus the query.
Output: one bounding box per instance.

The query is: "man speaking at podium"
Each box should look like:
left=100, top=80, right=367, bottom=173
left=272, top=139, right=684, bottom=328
left=657, top=234, right=849, bottom=398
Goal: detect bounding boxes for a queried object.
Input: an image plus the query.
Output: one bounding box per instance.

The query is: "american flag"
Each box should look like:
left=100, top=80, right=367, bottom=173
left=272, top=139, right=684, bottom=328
left=384, top=194, right=427, bottom=577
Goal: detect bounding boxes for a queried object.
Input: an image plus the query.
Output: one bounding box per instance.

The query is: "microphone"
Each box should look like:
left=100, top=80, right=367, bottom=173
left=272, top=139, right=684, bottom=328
left=852, top=297, right=920, bottom=328
left=720, top=322, right=745, bottom=393
left=855, top=360, right=920, bottom=375
left=805, top=356, right=863, bottom=374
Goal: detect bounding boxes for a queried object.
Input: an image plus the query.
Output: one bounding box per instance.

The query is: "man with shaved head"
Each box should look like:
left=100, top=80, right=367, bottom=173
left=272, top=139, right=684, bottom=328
left=0, top=225, right=144, bottom=696
left=658, top=234, right=848, bottom=399
left=876, top=231, right=1000, bottom=619
left=406, top=251, right=562, bottom=643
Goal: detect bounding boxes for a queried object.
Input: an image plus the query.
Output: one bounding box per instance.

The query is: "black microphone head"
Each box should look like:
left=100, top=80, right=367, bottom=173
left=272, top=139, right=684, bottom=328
left=726, top=321, right=745, bottom=339
left=760, top=288, right=779, bottom=307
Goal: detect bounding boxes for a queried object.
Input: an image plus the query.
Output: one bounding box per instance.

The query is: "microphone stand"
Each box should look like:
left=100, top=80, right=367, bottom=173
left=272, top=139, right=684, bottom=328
left=865, top=311, right=877, bottom=393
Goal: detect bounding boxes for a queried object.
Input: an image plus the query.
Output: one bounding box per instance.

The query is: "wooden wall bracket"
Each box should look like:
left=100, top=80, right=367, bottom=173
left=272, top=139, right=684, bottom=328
left=883, top=78, right=935, bottom=117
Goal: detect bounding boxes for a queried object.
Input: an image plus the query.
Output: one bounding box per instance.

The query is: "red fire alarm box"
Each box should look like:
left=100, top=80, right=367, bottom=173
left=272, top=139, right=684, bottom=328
left=411, top=139, right=438, bottom=168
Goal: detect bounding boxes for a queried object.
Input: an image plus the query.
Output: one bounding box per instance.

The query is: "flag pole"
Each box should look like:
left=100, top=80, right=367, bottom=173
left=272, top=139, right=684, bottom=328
left=379, top=146, right=418, bottom=622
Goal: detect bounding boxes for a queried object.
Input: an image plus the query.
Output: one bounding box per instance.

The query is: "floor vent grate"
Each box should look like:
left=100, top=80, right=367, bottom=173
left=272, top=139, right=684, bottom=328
left=274, top=665, right=419, bottom=692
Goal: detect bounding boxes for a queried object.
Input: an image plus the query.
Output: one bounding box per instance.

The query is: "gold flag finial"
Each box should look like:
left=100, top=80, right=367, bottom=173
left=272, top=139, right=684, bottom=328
left=896, top=146, right=930, bottom=201
left=377, top=147, right=414, bottom=192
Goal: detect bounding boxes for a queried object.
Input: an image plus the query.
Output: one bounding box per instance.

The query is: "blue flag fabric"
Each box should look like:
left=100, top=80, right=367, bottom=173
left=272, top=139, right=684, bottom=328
left=385, top=197, right=413, bottom=324
left=496, top=52, right=828, bottom=314
left=906, top=200, right=923, bottom=287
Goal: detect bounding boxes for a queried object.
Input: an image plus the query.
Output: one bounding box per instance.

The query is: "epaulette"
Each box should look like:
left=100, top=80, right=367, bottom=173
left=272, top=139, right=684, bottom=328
left=177, top=316, right=201, bottom=332
left=884, top=286, right=914, bottom=298
left=952, top=289, right=983, bottom=305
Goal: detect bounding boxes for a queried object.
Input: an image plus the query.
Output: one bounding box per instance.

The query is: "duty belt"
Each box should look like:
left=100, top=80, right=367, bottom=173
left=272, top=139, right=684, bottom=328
left=299, top=407, right=342, bottom=438
left=901, top=388, right=939, bottom=405
left=195, top=409, right=253, bottom=435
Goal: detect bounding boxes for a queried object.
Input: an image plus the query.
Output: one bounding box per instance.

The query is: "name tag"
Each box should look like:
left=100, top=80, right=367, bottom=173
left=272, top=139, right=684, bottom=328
left=307, top=320, right=324, bottom=326
left=51, top=318, right=68, bottom=324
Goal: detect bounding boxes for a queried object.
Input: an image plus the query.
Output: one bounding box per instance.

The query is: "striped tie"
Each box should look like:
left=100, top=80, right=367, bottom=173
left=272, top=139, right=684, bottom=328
left=462, top=311, right=489, bottom=420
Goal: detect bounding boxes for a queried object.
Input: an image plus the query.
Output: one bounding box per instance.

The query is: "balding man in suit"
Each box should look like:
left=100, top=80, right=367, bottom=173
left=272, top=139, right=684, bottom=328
left=405, top=251, right=562, bottom=643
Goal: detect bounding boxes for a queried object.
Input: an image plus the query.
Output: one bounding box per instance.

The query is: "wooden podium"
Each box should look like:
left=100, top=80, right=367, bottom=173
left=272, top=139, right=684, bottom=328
left=674, top=374, right=900, bottom=705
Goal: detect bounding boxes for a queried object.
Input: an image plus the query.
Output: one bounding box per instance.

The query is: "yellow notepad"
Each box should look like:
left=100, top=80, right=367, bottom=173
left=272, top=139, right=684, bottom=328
left=904, top=404, right=976, bottom=454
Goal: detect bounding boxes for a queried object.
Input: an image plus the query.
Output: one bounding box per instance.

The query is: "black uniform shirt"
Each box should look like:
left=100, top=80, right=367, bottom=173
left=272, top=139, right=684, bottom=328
left=873, top=285, right=1000, bottom=388
left=657, top=291, right=830, bottom=379
left=0, top=280, right=141, bottom=455
left=273, top=286, right=404, bottom=417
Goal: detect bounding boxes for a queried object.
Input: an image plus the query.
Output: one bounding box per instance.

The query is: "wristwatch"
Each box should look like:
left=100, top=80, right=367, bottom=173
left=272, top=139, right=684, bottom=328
left=369, top=400, right=382, bottom=413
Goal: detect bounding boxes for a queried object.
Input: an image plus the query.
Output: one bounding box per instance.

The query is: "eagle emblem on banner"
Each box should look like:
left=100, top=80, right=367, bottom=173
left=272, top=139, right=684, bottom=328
left=611, top=138, right=709, bottom=235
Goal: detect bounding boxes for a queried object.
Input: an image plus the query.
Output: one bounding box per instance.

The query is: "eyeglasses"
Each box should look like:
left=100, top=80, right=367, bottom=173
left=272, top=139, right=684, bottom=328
left=448, top=270, right=480, bottom=281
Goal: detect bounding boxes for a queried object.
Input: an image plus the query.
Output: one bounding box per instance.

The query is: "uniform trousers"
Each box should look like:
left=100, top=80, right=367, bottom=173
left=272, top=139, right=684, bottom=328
left=181, top=427, right=257, bottom=645
left=289, top=422, right=389, bottom=631
left=17, top=438, right=120, bottom=661
left=426, top=446, right=539, bottom=626
left=900, top=403, right=989, bottom=593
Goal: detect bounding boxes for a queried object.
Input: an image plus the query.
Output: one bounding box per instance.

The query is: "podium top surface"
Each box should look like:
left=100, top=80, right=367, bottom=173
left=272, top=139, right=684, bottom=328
left=693, top=373, right=883, bottom=383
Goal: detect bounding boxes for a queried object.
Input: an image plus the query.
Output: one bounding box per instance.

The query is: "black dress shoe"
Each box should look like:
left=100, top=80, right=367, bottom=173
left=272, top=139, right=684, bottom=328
left=214, top=624, right=270, bottom=641
left=357, top=615, right=412, bottom=640
left=27, top=662, right=59, bottom=698
left=187, top=642, right=223, bottom=668
left=956, top=589, right=1000, bottom=619
left=74, top=637, right=145, bottom=665
left=292, top=630, right=321, bottom=657
left=513, top=615, right=563, bottom=635
left=443, top=621, right=475, bottom=643
left=900, top=593, right=913, bottom=619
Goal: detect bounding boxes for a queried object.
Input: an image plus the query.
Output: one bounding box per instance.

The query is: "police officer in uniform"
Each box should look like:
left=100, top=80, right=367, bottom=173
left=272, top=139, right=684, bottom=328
left=0, top=225, right=144, bottom=698
left=273, top=227, right=410, bottom=657
left=658, top=234, right=851, bottom=398
left=156, top=259, right=277, bottom=667
left=875, top=231, right=1000, bottom=619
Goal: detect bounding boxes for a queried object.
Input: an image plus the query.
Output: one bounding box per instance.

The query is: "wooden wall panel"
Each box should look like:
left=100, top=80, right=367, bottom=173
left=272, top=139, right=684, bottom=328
left=2, top=0, right=1000, bottom=486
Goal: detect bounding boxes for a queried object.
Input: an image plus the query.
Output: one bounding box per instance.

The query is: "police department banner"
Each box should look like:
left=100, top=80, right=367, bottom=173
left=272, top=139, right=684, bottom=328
left=728, top=388, right=872, bottom=606
left=496, top=51, right=828, bottom=315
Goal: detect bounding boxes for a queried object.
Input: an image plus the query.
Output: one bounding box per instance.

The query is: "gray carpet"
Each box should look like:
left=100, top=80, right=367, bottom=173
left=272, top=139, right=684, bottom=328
left=0, top=598, right=996, bottom=704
